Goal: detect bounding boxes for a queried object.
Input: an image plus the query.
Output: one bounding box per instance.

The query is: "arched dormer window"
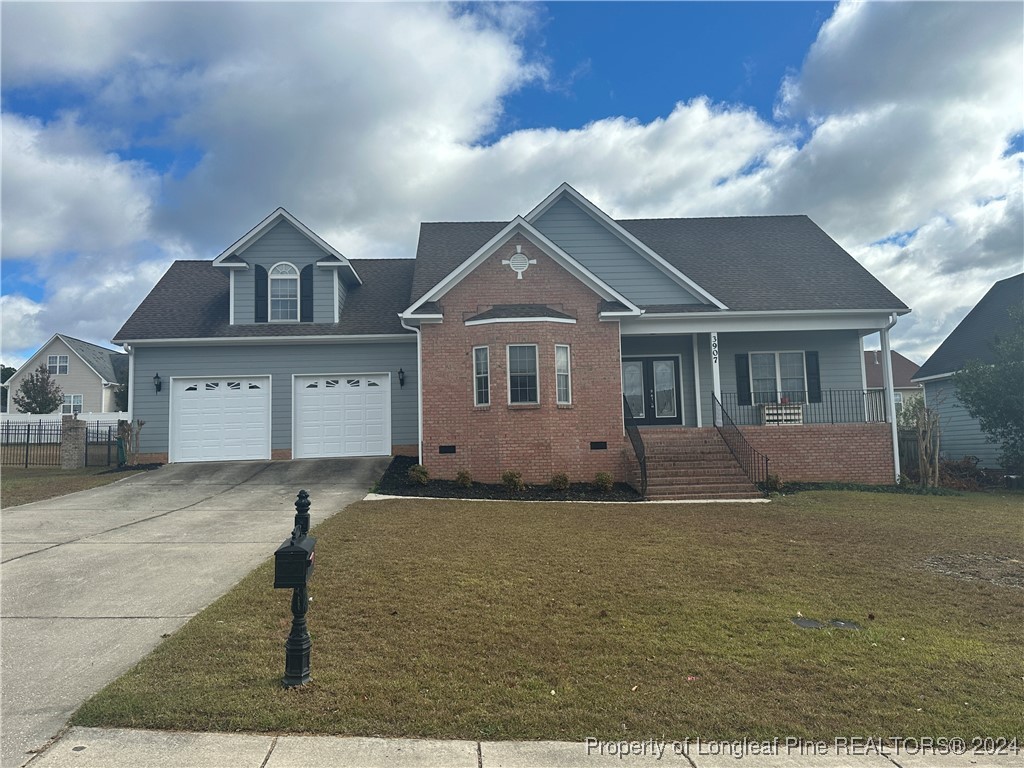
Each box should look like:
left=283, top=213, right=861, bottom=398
left=269, top=262, right=299, bottom=321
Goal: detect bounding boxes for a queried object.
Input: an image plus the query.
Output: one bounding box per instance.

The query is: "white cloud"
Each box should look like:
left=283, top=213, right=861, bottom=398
left=0, top=0, right=1021, bottom=366
left=0, top=294, right=45, bottom=367
left=1, top=113, right=157, bottom=259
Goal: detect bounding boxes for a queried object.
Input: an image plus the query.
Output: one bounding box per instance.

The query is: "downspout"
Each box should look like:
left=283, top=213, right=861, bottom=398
left=399, top=317, right=423, bottom=465
left=123, top=344, right=134, bottom=422
left=880, top=314, right=900, bottom=482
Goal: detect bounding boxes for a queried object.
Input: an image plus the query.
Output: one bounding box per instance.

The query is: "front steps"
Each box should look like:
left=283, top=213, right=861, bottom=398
left=641, top=427, right=763, bottom=501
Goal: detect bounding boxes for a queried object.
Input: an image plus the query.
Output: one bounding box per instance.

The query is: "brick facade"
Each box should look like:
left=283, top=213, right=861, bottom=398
left=738, top=423, right=895, bottom=484
left=420, top=234, right=627, bottom=484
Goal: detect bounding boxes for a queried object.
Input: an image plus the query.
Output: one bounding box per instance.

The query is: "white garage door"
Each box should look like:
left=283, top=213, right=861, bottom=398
left=293, top=374, right=390, bottom=458
left=170, top=376, right=271, bottom=463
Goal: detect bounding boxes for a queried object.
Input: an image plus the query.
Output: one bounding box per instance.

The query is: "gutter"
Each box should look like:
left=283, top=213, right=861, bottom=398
left=399, top=316, right=423, bottom=465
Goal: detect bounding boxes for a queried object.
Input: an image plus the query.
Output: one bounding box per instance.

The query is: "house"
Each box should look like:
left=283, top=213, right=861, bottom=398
left=863, top=350, right=922, bottom=415
left=114, top=184, right=910, bottom=497
left=3, top=334, right=127, bottom=415
left=912, top=273, right=1024, bottom=469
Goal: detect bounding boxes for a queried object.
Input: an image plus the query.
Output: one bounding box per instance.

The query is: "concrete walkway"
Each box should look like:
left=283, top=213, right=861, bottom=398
left=27, top=728, right=1024, bottom=767
left=0, top=458, right=388, bottom=768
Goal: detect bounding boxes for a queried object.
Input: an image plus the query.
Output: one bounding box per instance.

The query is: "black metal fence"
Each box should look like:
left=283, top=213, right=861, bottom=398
left=712, top=395, right=769, bottom=488
left=622, top=395, right=647, bottom=497
left=85, top=425, right=117, bottom=467
left=0, top=421, right=62, bottom=468
left=719, top=389, right=888, bottom=425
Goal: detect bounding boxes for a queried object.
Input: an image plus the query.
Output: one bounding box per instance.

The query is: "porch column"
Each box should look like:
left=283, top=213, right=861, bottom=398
left=710, top=332, right=722, bottom=426
left=880, top=325, right=901, bottom=481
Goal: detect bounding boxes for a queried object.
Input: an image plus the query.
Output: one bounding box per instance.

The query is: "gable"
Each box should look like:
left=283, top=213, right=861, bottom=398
left=531, top=196, right=706, bottom=307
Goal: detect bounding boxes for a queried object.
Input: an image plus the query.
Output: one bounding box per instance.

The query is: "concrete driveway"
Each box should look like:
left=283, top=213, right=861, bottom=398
left=0, top=458, right=388, bottom=768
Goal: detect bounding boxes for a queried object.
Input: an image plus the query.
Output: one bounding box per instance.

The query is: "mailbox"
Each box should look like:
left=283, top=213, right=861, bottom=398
left=274, top=532, right=316, bottom=589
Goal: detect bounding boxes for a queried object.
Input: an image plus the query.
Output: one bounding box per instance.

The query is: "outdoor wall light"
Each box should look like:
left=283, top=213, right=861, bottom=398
left=398, top=368, right=405, bottom=388
left=153, top=373, right=163, bottom=394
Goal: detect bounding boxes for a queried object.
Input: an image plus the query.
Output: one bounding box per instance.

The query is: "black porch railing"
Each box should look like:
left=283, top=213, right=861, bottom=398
left=719, top=389, right=888, bottom=425
left=712, top=395, right=769, bottom=488
left=622, top=395, right=647, bottom=497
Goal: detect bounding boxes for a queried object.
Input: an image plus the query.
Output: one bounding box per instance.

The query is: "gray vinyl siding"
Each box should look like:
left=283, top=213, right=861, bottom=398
left=532, top=197, right=703, bottom=306
left=7, top=338, right=105, bottom=414
left=717, top=330, right=865, bottom=425
left=132, top=341, right=417, bottom=455
left=924, top=378, right=1002, bottom=468
left=231, top=220, right=335, bottom=324
left=620, top=335, right=697, bottom=426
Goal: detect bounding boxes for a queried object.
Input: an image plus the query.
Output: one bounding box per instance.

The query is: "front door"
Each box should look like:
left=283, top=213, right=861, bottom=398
left=622, top=357, right=683, bottom=426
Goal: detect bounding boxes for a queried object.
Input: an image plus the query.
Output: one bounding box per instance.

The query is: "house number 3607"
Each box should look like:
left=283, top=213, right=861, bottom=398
left=711, top=333, right=719, bottom=364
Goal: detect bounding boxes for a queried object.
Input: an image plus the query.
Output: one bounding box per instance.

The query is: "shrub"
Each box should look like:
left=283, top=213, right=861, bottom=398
left=501, top=470, right=524, bottom=492
left=938, top=456, right=990, bottom=491
left=594, top=472, right=613, bottom=493
left=455, top=469, right=473, bottom=488
left=407, top=464, right=430, bottom=486
left=549, top=472, right=570, bottom=492
left=764, top=473, right=783, bottom=493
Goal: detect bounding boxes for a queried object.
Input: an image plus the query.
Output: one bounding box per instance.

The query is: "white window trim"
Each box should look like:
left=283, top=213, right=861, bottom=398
left=748, top=350, right=807, bottom=404
left=555, top=344, right=572, bottom=405
left=506, top=344, right=539, bottom=405
left=61, top=393, right=83, bottom=414
left=473, top=346, right=490, bottom=407
left=48, top=355, right=69, bottom=375
left=269, top=261, right=300, bottom=322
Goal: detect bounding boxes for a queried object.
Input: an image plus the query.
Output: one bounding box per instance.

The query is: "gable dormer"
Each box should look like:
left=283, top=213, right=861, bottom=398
left=213, top=208, right=361, bottom=325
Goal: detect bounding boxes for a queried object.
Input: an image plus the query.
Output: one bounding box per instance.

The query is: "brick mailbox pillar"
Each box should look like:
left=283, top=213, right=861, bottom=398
left=60, top=415, right=86, bottom=470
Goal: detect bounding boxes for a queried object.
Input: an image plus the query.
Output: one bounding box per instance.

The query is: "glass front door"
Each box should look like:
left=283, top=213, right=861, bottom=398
left=622, top=357, right=682, bottom=426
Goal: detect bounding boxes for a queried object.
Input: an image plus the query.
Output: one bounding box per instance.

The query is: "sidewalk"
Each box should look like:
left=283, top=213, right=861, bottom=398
left=26, top=728, right=1024, bottom=767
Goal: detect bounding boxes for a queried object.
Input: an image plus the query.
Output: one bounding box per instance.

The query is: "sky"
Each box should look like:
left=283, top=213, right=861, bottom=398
left=1, top=1, right=1022, bottom=370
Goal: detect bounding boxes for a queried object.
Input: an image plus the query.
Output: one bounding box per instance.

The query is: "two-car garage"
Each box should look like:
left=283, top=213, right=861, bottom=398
left=168, top=374, right=391, bottom=463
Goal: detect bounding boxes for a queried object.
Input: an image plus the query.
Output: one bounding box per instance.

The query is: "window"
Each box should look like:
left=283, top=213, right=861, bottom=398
left=555, top=345, right=571, bottom=405
left=269, top=262, right=299, bottom=321
left=61, top=394, right=83, bottom=415
left=894, top=391, right=904, bottom=414
left=749, top=352, right=807, bottom=404
left=507, top=345, right=538, bottom=404
left=48, top=355, right=69, bottom=375
left=474, top=347, right=490, bottom=406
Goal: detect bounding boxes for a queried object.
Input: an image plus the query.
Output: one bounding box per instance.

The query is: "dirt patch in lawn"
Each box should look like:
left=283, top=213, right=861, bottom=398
left=377, top=455, right=642, bottom=502
left=921, top=553, right=1024, bottom=589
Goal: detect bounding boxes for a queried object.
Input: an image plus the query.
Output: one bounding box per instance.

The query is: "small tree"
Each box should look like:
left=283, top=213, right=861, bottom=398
left=896, top=393, right=924, bottom=430
left=953, top=303, right=1024, bottom=472
left=12, top=364, right=64, bottom=414
left=916, top=405, right=941, bottom=487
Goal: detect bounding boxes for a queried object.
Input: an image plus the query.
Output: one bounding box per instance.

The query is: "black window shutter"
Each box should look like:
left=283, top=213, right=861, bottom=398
left=300, top=265, right=313, bottom=322
left=254, top=265, right=268, bottom=323
left=735, top=354, right=751, bottom=406
left=806, top=351, right=822, bottom=403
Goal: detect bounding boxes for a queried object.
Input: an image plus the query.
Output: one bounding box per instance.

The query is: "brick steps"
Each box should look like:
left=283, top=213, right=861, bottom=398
left=640, top=428, right=762, bottom=501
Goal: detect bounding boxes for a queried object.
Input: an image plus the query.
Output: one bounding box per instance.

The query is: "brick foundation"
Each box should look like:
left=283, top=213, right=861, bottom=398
left=420, top=234, right=627, bottom=484
left=134, top=452, right=169, bottom=465
left=271, top=449, right=292, bottom=461
left=738, top=423, right=895, bottom=484
left=392, top=444, right=418, bottom=457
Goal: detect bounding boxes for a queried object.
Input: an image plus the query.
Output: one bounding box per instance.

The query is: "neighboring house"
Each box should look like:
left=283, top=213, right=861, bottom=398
left=912, top=273, right=1024, bottom=469
left=863, top=350, right=922, bottom=415
left=114, top=184, right=909, bottom=496
left=3, top=334, right=127, bottom=415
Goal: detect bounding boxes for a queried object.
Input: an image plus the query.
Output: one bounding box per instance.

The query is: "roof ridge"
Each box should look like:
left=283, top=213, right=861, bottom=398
left=621, top=214, right=809, bottom=223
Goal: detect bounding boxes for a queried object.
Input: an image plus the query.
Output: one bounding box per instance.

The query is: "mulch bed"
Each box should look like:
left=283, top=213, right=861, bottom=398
left=376, top=455, right=642, bottom=502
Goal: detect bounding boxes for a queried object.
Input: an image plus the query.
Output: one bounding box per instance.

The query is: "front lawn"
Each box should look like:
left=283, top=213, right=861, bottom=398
left=73, top=491, right=1024, bottom=740
left=0, top=466, right=143, bottom=509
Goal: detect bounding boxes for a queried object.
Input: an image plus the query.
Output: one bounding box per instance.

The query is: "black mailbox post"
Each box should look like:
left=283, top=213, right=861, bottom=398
left=273, top=490, right=317, bottom=687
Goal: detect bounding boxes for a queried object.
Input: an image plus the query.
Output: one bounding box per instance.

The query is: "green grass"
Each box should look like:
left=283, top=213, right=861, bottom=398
left=1, top=466, right=141, bottom=509
left=73, top=491, right=1024, bottom=740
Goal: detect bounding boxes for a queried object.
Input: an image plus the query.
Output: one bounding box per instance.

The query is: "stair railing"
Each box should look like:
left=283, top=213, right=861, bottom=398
left=712, top=395, right=769, bottom=489
left=622, top=395, right=647, bottom=497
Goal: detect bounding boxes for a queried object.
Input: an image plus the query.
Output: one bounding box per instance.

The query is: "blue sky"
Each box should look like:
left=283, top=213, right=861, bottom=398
left=1, top=1, right=1022, bottom=368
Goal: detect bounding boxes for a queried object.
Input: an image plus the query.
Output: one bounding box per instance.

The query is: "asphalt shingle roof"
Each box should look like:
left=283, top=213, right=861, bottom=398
left=914, top=273, right=1024, bottom=380
left=113, top=259, right=415, bottom=342
left=409, top=216, right=908, bottom=312
left=61, top=336, right=126, bottom=383
left=863, top=350, right=921, bottom=389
